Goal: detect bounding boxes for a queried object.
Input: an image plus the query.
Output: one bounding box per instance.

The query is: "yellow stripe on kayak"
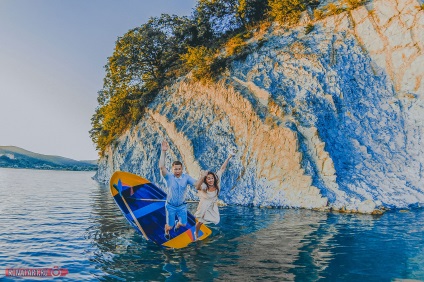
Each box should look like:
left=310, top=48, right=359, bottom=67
left=162, top=224, right=212, bottom=249
left=110, top=171, right=150, bottom=196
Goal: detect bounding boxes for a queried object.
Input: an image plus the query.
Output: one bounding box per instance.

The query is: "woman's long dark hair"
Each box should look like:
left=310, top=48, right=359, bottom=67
left=204, top=171, right=219, bottom=195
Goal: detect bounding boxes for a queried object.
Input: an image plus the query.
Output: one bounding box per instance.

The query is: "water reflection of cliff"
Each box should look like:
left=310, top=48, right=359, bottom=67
left=156, top=206, right=333, bottom=281
left=213, top=208, right=331, bottom=281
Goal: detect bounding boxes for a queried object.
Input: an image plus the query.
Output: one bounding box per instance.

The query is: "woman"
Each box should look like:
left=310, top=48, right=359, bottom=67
left=194, top=153, right=234, bottom=240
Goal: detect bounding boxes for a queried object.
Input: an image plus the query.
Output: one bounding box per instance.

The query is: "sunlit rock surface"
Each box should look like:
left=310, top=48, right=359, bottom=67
left=96, top=0, right=424, bottom=212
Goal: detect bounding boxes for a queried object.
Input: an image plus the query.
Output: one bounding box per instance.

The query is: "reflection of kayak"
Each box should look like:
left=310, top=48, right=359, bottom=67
left=109, top=171, right=212, bottom=249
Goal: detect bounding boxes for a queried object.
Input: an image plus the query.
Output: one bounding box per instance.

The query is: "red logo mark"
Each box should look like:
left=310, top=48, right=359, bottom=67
left=5, top=266, right=69, bottom=277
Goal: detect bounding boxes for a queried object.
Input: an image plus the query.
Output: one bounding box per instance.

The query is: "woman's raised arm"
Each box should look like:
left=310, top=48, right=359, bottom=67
left=219, top=153, right=234, bottom=173
left=194, top=170, right=208, bottom=190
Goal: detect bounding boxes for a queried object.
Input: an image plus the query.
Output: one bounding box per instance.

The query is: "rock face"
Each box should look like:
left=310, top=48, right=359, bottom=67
left=95, top=0, right=424, bottom=211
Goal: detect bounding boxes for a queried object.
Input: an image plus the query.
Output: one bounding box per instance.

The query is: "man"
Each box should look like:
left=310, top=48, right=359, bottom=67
left=159, top=140, right=199, bottom=240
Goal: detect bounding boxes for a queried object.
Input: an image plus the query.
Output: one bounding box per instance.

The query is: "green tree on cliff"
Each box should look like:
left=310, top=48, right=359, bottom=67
left=194, top=0, right=268, bottom=43
left=90, top=15, right=197, bottom=154
left=268, top=0, right=319, bottom=25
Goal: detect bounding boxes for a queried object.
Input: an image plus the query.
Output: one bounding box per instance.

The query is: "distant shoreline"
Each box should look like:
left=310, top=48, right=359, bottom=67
left=0, top=146, right=98, bottom=172
left=0, top=166, right=97, bottom=172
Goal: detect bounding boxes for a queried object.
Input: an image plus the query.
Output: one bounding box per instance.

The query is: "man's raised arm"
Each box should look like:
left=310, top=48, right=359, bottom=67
left=159, top=140, right=169, bottom=177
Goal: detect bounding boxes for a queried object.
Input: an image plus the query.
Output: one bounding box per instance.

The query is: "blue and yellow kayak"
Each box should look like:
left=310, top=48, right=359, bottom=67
left=109, top=171, right=211, bottom=249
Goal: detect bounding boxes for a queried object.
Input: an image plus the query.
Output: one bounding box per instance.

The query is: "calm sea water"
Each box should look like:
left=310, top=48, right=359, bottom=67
left=0, top=168, right=423, bottom=281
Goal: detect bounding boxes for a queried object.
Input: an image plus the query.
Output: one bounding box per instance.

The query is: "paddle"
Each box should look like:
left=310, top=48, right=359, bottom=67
left=128, top=198, right=199, bottom=203
left=118, top=179, right=149, bottom=240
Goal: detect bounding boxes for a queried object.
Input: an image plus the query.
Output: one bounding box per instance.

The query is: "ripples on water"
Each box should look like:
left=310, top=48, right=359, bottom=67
left=0, top=168, right=423, bottom=281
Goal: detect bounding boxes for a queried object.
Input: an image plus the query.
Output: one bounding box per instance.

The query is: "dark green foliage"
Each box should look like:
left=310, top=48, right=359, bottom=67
left=195, top=0, right=243, bottom=39
left=194, top=0, right=269, bottom=45
left=268, top=0, right=321, bottom=25
left=305, top=23, right=314, bottom=34
left=344, top=0, right=367, bottom=9
left=306, top=0, right=321, bottom=9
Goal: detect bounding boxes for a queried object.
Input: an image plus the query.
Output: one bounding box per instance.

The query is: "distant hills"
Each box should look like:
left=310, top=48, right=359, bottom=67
left=0, top=146, right=97, bottom=171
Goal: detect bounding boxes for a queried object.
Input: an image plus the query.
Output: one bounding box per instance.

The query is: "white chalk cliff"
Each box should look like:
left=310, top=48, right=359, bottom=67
left=95, top=0, right=424, bottom=212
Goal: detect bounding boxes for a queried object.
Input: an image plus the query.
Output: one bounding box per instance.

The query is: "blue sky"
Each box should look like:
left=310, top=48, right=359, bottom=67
left=0, top=0, right=196, bottom=160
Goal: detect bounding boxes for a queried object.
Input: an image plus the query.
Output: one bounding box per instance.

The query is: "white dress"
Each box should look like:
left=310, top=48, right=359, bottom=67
left=194, top=170, right=222, bottom=224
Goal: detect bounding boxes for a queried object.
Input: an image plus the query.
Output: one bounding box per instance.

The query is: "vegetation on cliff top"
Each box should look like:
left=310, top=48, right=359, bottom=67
left=90, top=0, right=366, bottom=155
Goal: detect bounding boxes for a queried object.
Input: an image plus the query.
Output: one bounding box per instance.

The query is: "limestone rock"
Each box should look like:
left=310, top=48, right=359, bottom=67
left=357, top=199, right=377, bottom=214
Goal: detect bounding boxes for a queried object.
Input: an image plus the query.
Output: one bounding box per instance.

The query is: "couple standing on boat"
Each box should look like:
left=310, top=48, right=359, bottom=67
left=159, top=140, right=234, bottom=241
